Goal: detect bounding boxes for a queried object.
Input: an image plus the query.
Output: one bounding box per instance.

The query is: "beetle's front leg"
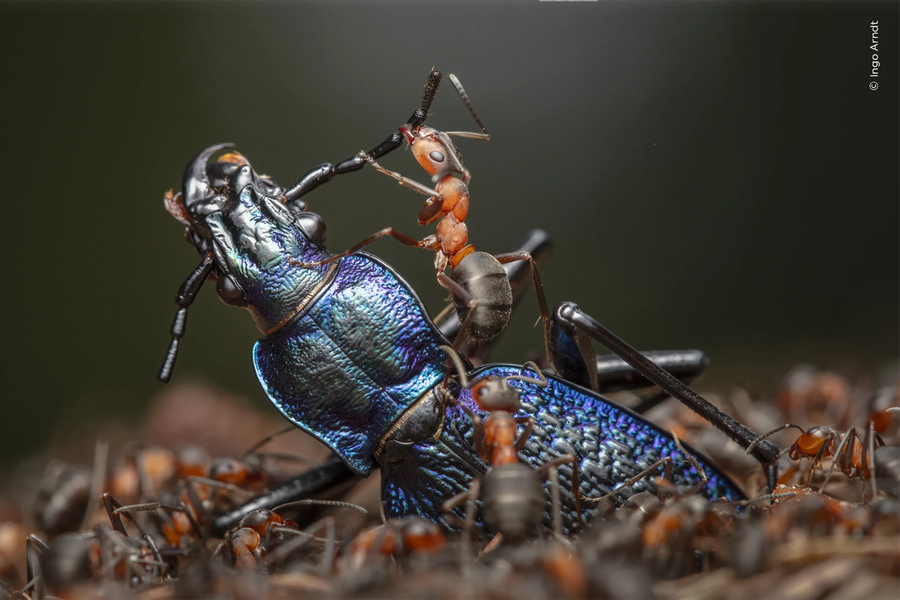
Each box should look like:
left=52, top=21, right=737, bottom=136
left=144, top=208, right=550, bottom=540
left=283, top=69, right=443, bottom=204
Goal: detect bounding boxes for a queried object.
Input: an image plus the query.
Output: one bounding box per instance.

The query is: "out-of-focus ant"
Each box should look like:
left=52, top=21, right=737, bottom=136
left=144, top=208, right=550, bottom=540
left=745, top=413, right=898, bottom=495
left=440, top=346, right=583, bottom=546
left=349, top=516, right=446, bottom=570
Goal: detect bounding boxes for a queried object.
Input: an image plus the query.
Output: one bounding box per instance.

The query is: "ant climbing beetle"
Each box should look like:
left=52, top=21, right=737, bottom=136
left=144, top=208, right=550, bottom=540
left=157, top=69, right=782, bottom=535
left=291, top=70, right=546, bottom=346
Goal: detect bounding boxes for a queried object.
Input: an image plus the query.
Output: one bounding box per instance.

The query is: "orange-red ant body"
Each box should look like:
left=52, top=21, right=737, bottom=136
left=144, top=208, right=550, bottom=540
left=440, top=346, right=583, bottom=543
left=350, top=517, right=446, bottom=565
left=746, top=422, right=887, bottom=487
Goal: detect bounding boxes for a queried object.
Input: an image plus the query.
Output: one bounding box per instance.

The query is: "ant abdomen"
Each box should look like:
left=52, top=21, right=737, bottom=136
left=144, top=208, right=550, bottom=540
left=482, top=463, right=545, bottom=543
left=451, top=251, right=513, bottom=340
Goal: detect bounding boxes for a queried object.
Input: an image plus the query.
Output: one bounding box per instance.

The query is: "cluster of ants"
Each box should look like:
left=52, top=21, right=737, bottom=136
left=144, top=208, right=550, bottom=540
left=3, top=68, right=899, bottom=597
left=0, top=366, right=896, bottom=599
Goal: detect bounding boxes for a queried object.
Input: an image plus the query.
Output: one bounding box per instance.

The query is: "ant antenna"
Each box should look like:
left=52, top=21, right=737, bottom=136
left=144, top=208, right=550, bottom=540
left=745, top=423, right=805, bottom=455
left=446, top=74, right=490, bottom=141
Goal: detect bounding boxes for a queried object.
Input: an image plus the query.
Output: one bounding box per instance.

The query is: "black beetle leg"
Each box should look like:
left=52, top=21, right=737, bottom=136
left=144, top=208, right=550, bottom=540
left=550, top=301, right=780, bottom=487
left=283, top=70, right=443, bottom=204
left=596, top=350, right=710, bottom=414
left=209, top=454, right=357, bottom=537
left=282, top=133, right=404, bottom=204
left=157, top=255, right=214, bottom=383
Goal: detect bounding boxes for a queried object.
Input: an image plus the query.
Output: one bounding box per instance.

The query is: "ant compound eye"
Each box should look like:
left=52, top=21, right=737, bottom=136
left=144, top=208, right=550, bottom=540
left=429, top=151, right=445, bottom=163
left=295, top=211, right=327, bottom=247
left=216, top=274, right=247, bottom=307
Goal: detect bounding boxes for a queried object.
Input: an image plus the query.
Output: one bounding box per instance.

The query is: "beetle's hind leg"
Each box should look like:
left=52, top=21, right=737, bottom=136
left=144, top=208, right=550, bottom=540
left=550, top=301, right=780, bottom=490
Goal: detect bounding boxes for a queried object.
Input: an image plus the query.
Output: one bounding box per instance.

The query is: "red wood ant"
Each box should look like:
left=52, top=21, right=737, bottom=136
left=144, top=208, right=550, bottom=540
left=745, top=418, right=892, bottom=495
left=349, top=516, right=446, bottom=570
left=439, top=346, right=583, bottom=545
left=292, top=70, right=551, bottom=347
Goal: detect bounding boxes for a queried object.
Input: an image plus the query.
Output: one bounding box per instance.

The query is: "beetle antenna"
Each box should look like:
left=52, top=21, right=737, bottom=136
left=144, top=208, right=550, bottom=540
left=158, top=255, right=214, bottom=382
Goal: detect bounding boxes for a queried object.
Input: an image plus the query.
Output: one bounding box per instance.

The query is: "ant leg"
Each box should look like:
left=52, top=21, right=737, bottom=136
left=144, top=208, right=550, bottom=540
left=804, top=433, right=835, bottom=485
left=359, top=153, right=444, bottom=198
left=548, top=465, right=562, bottom=536
left=442, top=479, right=481, bottom=566
left=102, top=493, right=128, bottom=535
left=443, top=396, right=487, bottom=461
left=673, top=434, right=708, bottom=495
left=552, top=302, right=781, bottom=482
left=535, top=455, right=584, bottom=533
left=141, top=534, right=168, bottom=581
left=158, top=254, right=214, bottom=382
left=282, top=71, right=442, bottom=203
left=25, top=535, right=46, bottom=600
left=289, top=227, right=426, bottom=268
left=436, top=275, right=479, bottom=352
left=583, top=457, right=673, bottom=503
left=81, top=440, right=108, bottom=530
left=513, top=416, right=536, bottom=452
left=210, top=454, right=357, bottom=537
left=866, top=420, right=878, bottom=498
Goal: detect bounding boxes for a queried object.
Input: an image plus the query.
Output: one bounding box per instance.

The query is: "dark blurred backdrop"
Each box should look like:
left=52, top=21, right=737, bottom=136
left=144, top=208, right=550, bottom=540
left=1, top=1, right=897, bottom=468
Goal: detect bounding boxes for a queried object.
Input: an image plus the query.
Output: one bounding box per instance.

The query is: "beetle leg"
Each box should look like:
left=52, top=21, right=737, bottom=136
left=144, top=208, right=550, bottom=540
left=550, top=301, right=781, bottom=489
left=157, top=255, right=214, bottom=382
left=283, top=70, right=443, bottom=203
left=209, top=455, right=357, bottom=537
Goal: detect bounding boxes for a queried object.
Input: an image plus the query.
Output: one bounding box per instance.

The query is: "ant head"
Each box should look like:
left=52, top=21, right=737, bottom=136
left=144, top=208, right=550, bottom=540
left=470, top=376, right=521, bottom=413
left=789, top=425, right=836, bottom=459
left=804, top=426, right=836, bottom=440
left=402, top=125, right=469, bottom=184
left=208, top=457, right=248, bottom=486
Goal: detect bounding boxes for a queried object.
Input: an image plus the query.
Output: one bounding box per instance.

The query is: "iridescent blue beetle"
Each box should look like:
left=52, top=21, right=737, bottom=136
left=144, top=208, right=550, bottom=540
left=158, top=72, right=779, bottom=535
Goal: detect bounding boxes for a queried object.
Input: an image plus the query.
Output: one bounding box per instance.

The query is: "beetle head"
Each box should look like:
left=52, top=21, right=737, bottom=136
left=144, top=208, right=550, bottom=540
left=165, top=145, right=333, bottom=334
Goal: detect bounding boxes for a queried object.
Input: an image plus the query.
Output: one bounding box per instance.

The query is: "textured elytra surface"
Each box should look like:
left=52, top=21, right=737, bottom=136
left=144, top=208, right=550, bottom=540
left=381, top=365, right=744, bottom=534
left=254, top=253, right=448, bottom=476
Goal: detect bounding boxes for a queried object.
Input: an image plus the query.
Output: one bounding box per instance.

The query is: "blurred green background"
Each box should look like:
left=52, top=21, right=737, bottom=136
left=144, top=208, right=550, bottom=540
left=1, top=1, right=897, bottom=469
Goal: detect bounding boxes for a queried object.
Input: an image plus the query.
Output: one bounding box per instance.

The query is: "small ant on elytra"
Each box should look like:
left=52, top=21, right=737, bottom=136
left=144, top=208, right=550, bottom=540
left=439, top=345, right=583, bottom=548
